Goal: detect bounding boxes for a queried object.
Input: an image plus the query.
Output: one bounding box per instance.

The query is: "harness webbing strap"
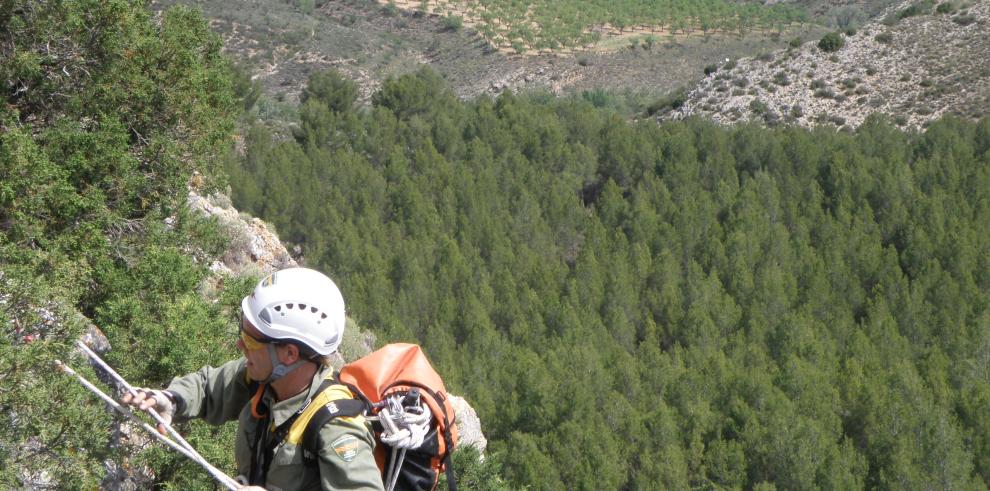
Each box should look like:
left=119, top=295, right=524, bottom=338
left=300, top=396, right=367, bottom=460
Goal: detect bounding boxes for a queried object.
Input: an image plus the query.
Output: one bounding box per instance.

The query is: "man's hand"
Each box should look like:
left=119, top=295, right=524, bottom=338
left=121, top=389, right=175, bottom=435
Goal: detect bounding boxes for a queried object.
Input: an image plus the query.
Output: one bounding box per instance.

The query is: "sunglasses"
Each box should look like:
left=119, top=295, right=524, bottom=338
left=239, top=316, right=275, bottom=351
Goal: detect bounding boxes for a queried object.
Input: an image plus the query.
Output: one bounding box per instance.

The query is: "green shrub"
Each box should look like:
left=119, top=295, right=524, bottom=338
left=936, top=2, right=954, bottom=14
left=645, top=87, right=687, bottom=115
left=443, top=14, right=464, bottom=31
left=789, top=37, right=803, bottom=48
left=898, top=1, right=934, bottom=19
left=704, top=64, right=718, bottom=76
left=749, top=99, right=770, bottom=115
left=875, top=32, right=893, bottom=44
left=952, top=14, right=976, bottom=25
left=815, top=88, right=836, bottom=99
left=818, top=32, right=845, bottom=52
left=827, top=114, right=847, bottom=126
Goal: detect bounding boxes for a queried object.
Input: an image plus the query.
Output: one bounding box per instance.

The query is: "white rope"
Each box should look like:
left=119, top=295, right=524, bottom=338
left=56, top=360, right=240, bottom=490
left=70, top=342, right=242, bottom=490
left=376, top=392, right=434, bottom=491
left=378, top=394, right=432, bottom=450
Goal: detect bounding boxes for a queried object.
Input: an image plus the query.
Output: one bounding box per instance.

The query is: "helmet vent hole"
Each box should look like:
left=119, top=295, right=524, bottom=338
left=321, top=313, right=328, bottom=319
left=274, top=306, right=282, bottom=312
left=299, top=304, right=307, bottom=310
left=311, top=307, right=318, bottom=313
left=286, top=303, right=294, bottom=309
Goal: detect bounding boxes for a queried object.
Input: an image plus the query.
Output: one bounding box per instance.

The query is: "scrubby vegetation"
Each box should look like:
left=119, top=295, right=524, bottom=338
left=818, top=31, right=846, bottom=52
left=0, top=0, right=240, bottom=487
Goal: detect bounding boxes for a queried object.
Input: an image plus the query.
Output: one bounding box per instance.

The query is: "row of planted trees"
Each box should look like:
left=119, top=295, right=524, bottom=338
left=407, top=0, right=808, bottom=52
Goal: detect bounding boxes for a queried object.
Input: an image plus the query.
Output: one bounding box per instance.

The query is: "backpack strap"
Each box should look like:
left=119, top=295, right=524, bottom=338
left=299, top=393, right=367, bottom=462
left=442, top=428, right=457, bottom=491
left=287, top=375, right=369, bottom=463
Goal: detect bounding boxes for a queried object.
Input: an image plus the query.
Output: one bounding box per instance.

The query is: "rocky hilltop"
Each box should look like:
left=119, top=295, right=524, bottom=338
left=671, top=0, right=989, bottom=129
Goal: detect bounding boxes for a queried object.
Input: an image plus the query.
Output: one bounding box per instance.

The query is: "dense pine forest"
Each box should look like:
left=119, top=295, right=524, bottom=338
left=2, top=1, right=989, bottom=490
left=229, top=67, right=990, bottom=489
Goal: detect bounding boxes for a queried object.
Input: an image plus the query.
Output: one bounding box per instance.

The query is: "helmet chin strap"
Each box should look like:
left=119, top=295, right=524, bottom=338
left=259, top=343, right=306, bottom=384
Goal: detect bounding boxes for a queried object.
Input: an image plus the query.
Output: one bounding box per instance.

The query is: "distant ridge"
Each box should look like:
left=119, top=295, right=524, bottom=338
left=670, top=0, right=989, bottom=129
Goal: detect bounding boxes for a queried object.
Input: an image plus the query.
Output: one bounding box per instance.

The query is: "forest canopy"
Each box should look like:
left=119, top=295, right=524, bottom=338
left=227, top=67, right=990, bottom=489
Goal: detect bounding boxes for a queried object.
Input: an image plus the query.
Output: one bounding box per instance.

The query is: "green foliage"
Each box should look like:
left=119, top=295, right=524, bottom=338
left=645, top=87, right=687, bottom=116
left=301, top=69, right=359, bottom=114
left=442, top=445, right=511, bottom=490
left=898, top=1, right=933, bottom=19
left=443, top=14, right=464, bottom=32
left=818, top=32, right=845, bottom=52
left=1, top=0, right=240, bottom=487
left=952, top=13, right=976, bottom=26
left=228, top=66, right=990, bottom=489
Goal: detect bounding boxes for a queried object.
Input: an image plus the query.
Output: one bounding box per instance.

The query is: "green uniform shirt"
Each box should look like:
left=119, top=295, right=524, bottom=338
left=166, top=358, right=384, bottom=491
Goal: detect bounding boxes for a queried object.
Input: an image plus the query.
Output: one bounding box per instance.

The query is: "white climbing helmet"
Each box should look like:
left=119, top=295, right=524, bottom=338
left=241, top=268, right=346, bottom=356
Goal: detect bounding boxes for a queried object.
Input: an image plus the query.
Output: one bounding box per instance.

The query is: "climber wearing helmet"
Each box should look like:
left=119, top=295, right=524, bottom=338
left=122, top=268, right=384, bottom=490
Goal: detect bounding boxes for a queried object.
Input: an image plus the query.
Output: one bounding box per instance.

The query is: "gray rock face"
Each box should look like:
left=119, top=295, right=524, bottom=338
left=187, top=190, right=298, bottom=277
left=451, top=395, right=487, bottom=456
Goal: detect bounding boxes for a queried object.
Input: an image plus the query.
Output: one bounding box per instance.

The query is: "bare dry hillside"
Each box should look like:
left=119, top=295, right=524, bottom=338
left=153, top=0, right=818, bottom=108
left=670, top=0, right=989, bottom=129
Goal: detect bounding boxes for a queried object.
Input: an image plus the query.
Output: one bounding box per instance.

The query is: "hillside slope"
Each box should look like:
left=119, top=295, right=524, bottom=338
left=153, top=0, right=818, bottom=105
left=671, top=0, right=989, bottom=129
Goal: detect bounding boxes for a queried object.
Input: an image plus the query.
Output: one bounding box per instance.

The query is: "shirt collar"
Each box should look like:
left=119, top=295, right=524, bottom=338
left=263, top=364, right=333, bottom=427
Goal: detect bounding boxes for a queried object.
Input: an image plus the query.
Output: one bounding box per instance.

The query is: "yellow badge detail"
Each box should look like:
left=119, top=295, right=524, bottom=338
left=331, top=435, right=359, bottom=462
left=261, top=273, right=276, bottom=287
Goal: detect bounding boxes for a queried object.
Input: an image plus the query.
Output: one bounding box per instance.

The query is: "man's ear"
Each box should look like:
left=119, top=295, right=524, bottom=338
left=280, top=343, right=300, bottom=363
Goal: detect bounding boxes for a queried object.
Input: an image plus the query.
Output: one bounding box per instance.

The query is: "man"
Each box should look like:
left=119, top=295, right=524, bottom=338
left=123, top=267, right=384, bottom=490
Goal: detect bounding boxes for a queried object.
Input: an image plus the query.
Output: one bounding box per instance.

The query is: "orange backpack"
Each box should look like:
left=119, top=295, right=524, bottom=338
left=299, top=343, right=459, bottom=491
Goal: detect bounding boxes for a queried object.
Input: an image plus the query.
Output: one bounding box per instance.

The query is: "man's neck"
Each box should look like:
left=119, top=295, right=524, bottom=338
left=270, top=362, right=318, bottom=402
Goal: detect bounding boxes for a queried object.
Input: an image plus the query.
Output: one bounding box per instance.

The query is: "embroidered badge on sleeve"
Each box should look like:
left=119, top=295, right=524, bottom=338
left=330, top=435, right=359, bottom=462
